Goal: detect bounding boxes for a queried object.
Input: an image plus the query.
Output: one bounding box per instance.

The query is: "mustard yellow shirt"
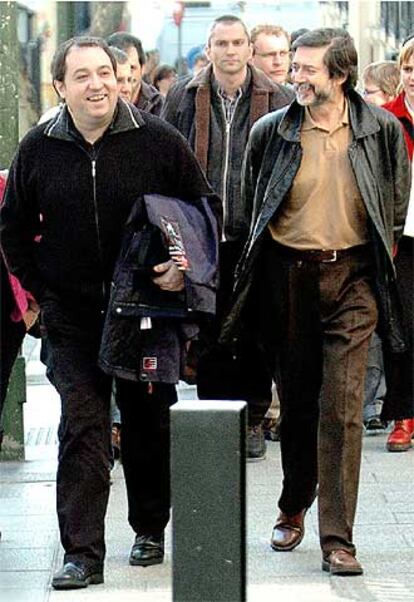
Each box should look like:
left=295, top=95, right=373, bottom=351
left=269, top=101, right=368, bottom=250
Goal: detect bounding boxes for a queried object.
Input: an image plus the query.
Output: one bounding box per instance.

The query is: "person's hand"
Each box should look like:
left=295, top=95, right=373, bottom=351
left=23, top=299, right=40, bottom=331
left=152, top=260, right=185, bottom=291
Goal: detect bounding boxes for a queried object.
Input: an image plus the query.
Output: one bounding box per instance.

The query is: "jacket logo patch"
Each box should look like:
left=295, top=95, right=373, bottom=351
left=143, top=357, right=157, bottom=371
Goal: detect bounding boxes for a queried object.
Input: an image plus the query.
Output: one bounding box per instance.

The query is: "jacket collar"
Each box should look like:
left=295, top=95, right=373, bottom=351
left=383, top=92, right=410, bottom=119
left=138, top=81, right=161, bottom=104
left=278, top=88, right=381, bottom=142
left=44, top=98, right=144, bottom=142
left=186, top=63, right=279, bottom=93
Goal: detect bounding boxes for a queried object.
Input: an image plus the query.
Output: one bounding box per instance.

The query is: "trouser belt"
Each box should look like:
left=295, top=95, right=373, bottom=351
left=272, top=243, right=370, bottom=263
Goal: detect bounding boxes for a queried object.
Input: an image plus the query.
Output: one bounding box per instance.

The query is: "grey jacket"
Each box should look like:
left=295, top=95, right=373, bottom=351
left=221, top=89, right=411, bottom=353
left=135, top=81, right=164, bottom=116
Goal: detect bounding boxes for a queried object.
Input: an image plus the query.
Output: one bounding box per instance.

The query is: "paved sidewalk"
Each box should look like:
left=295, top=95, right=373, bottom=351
left=1, top=342, right=414, bottom=601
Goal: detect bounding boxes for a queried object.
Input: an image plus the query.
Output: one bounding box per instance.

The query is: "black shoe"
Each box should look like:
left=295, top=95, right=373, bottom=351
left=247, top=425, right=266, bottom=461
left=129, top=533, right=164, bottom=566
left=52, top=561, right=104, bottom=590
left=364, top=417, right=387, bottom=433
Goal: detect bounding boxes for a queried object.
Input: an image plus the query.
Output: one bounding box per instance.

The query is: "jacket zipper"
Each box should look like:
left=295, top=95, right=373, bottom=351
left=220, top=94, right=241, bottom=242
left=74, top=138, right=107, bottom=305
left=91, top=157, right=107, bottom=302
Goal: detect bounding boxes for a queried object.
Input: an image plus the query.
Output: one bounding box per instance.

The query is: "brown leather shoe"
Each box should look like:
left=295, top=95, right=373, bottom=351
left=322, top=549, right=363, bottom=575
left=270, top=509, right=307, bottom=551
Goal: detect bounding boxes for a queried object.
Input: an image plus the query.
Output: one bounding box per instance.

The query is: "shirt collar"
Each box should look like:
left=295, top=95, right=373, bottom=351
left=212, top=67, right=251, bottom=100
left=302, top=98, right=349, bottom=132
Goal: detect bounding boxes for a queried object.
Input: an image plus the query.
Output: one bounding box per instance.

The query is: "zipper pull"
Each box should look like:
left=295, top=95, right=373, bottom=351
left=148, top=382, right=153, bottom=395
left=91, top=159, right=96, bottom=178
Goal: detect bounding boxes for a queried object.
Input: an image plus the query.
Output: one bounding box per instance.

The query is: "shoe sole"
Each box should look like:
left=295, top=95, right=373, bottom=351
left=271, top=528, right=304, bottom=552
left=264, top=432, right=280, bottom=442
left=129, top=556, right=164, bottom=567
left=247, top=454, right=266, bottom=463
left=322, top=560, right=363, bottom=576
left=52, top=573, right=104, bottom=590
left=270, top=490, right=318, bottom=553
left=387, top=442, right=412, bottom=452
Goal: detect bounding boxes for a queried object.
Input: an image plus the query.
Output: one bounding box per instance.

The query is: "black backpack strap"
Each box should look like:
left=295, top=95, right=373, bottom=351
left=398, top=116, right=414, bottom=142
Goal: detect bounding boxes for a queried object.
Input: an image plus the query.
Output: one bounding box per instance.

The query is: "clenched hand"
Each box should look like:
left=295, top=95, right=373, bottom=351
left=152, top=260, right=185, bottom=291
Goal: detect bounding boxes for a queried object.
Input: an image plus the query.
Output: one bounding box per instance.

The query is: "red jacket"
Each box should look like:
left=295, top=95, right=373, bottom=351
left=383, top=92, right=414, bottom=161
left=0, top=172, right=5, bottom=200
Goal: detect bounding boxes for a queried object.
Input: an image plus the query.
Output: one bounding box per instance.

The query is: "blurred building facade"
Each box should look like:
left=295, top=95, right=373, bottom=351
left=15, top=0, right=414, bottom=133
left=320, top=1, right=414, bottom=69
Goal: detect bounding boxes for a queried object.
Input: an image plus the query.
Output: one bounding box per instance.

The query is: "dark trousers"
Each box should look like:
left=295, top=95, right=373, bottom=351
left=382, top=236, right=414, bottom=421
left=260, top=241, right=377, bottom=554
left=197, top=240, right=271, bottom=425
left=116, top=380, right=177, bottom=535
left=43, top=301, right=175, bottom=566
left=44, top=310, right=112, bottom=568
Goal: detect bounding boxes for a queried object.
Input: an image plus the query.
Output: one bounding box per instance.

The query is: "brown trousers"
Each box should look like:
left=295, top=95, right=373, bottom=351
left=259, top=240, right=378, bottom=554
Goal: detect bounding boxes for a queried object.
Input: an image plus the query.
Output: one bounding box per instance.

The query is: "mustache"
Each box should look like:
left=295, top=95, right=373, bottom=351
left=294, top=83, right=314, bottom=93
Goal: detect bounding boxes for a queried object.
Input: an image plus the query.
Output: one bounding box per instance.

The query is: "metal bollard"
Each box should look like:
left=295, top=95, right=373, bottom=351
left=1, top=356, right=26, bottom=461
left=171, top=400, right=247, bottom=602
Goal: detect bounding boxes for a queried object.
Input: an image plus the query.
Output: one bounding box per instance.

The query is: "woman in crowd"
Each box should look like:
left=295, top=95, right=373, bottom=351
left=0, top=172, right=39, bottom=451
left=381, top=38, right=414, bottom=451
left=360, top=61, right=400, bottom=432
left=153, top=64, right=177, bottom=97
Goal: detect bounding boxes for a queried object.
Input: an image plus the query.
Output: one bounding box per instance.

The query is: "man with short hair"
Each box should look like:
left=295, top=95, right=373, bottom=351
left=251, top=24, right=291, bottom=84
left=162, top=15, right=293, bottom=460
left=109, top=45, right=133, bottom=101
left=222, top=28, right=410, bottom=574
left=107, top=32, right=163, bottom=115
left=0, top=36, right=219, bottom=589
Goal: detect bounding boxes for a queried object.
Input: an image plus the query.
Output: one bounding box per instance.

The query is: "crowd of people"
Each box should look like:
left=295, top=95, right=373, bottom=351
left=0, top=12, right=413, bottom=591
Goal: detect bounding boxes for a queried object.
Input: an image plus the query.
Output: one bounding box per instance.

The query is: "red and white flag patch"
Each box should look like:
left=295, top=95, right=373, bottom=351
left=143, top=357, right=157, bottom=371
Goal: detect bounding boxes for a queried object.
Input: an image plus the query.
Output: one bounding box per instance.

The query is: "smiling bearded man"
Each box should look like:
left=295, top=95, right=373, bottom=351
left=221, top=28, right=410, bottom=575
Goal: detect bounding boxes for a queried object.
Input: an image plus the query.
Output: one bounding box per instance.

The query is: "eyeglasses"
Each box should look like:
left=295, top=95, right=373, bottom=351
left=363, top=88, right=381, bottom=96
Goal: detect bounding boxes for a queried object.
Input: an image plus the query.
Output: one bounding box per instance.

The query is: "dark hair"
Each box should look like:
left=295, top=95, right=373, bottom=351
left=153, top=64, right=176, bottom=90
left=292, top=28, right=358, bottom=92
left=290, top=28, right=309, bottom=45
left=403, top=32, right=414, bottom=47
left=108, top=46, right=129, bottom=65
left=106, top=32, right=146, bottom=66
left=51, top=36, right=117, bottom=82
left=207, top=14, right=250, bottom=46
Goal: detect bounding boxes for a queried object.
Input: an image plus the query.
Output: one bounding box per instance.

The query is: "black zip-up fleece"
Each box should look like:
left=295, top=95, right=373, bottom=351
left=0, top=99, right=220, bottom=308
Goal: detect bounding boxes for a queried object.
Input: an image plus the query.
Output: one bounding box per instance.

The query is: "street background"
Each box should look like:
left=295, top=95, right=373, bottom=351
left=1, top=2, right=414, bottom=601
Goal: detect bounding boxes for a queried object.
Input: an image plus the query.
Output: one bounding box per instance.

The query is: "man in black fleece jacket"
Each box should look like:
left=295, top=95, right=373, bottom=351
left=0, top=36, right=219, bottom=590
